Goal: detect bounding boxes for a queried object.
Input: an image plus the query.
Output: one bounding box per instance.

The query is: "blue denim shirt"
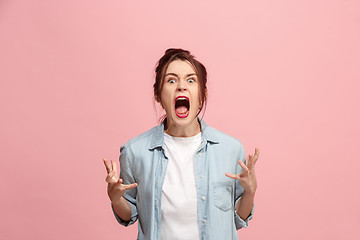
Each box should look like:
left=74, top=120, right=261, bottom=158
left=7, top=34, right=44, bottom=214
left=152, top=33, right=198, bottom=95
left=112, top=118, right=254, bottom=240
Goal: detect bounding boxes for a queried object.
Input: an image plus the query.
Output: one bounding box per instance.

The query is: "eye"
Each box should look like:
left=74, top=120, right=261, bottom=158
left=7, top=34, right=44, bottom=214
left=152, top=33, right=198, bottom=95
left=187, top=78, right=195, bottom=83
left=168, top=79, right=176, bottom=84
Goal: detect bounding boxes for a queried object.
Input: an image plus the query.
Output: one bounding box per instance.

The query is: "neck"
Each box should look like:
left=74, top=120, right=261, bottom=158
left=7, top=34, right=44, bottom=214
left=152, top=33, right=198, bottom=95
left=164, top=118, right=201, bottom=137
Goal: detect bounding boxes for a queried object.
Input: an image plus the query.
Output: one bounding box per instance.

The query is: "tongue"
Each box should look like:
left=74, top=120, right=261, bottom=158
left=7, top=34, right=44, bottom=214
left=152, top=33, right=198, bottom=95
left=176, top=106, right=188, bottom=114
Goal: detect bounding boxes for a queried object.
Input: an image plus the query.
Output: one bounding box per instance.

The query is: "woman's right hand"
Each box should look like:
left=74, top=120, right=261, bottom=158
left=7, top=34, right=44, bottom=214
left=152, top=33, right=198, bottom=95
left=103, top=158, right=137, bottom=203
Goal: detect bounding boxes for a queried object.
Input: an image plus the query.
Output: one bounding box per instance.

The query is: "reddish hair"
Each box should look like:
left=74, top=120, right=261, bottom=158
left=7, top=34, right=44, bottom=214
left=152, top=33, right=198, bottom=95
left=153, top=48, right=208, bottom=119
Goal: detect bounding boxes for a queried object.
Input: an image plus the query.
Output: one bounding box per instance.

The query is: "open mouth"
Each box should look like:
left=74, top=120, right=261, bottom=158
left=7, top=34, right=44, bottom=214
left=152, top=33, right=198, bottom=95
left=174, top=96, right=190, bottom=118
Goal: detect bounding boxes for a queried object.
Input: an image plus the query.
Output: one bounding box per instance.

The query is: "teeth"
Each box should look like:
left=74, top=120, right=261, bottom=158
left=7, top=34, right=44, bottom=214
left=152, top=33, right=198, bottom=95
left=177, top=97, right=188, bottom=101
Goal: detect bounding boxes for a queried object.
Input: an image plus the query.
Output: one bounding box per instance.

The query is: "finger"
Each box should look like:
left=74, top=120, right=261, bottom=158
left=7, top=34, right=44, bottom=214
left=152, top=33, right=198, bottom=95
left=246, top=155, right=254, bottom=170
left=111, top=160, right=118, bottom=175
left=115, top=178, right=124, bottom=185
left=238, top=159, right=249, bottom=172
left=247, top=153, right=256, bottom=170
left=225, top=172, right=240, bottom=180
left=105, top=171, right=116, bottom=183
left=103, top=158, right=112, bottom=173
left=111, top=172, right=118, bottom=182
left=253, top=147, right=260, bottom=164
left=121, top=183, right=138, bottom=191
left=248, top=148, right=260, bottom=169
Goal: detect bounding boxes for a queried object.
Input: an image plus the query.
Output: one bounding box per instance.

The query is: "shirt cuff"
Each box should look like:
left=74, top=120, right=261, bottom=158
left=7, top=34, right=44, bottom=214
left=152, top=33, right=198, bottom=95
left=111, top=201, right=138, bottom=227
left=234, top=199, right=254, bottom=229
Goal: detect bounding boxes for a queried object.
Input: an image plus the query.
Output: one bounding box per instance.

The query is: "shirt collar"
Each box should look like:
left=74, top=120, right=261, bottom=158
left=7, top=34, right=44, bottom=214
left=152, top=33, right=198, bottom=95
left=149, top=117, right=219, bottom=150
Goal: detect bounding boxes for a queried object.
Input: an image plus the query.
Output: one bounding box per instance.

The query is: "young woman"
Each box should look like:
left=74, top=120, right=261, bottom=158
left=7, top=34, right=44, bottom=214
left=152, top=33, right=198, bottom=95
left=103, top=48, right=259, bottom=240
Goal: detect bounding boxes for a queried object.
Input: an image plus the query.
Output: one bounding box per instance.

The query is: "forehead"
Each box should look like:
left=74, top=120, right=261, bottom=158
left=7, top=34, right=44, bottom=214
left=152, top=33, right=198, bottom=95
left=165, top=59, right=196, bottom=74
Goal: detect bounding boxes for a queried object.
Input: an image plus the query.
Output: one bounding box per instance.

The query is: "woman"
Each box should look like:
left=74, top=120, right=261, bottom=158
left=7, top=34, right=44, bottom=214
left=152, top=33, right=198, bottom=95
left=103, top=48, right=259, bottom=240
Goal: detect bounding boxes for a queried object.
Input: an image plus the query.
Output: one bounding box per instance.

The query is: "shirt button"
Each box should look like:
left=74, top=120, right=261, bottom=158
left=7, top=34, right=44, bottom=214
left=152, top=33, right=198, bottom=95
left=201, top=196, right=206, bottom=201
left=200, top=174, right=204, bottom=178
left=198, top=152, right=202, bottom=156
left=203, top=219, right=206, bottom=223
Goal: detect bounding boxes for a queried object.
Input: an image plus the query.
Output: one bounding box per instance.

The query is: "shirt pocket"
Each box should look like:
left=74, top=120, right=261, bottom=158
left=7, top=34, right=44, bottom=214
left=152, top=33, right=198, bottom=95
left=212, top=181, right=233, bottom=212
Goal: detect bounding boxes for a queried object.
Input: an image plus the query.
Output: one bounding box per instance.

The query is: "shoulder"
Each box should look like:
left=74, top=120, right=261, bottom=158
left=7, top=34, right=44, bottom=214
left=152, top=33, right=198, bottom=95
left=206, top=124, right=243, bottom=146
left=204, top=124, right=245, bottom=156
left=120, top=125, right=162, bottom=153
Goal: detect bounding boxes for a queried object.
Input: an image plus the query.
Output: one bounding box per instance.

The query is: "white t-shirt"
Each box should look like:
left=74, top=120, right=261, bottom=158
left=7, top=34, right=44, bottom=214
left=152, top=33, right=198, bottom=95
left=161, top=132, right=202, bottom=240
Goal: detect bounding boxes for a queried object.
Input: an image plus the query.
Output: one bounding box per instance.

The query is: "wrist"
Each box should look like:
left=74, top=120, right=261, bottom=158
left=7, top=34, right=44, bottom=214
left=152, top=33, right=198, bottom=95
left=243, top=189, right=256, bottom=198
left=110, top=195, right=124, bottom=206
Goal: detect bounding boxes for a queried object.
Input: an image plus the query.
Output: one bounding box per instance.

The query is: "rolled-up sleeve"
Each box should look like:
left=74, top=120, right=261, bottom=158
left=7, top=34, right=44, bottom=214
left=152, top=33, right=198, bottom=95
left=234, top=142, right=254, bottom=229
left=111, top=145, right=138, bottom=226
left=234, top=200, right=254, bottom=229
left=111, top=201, right=138, bottom=226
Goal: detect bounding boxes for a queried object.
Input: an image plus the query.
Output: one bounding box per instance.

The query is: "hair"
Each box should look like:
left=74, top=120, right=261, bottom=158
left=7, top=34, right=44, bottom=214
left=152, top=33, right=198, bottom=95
left=153, top=48, right=208, bottom=122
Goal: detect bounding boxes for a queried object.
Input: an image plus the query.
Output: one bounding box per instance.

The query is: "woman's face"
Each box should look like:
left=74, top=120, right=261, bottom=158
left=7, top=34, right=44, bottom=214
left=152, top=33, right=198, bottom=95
left=160, top=59, right=201, bottom=128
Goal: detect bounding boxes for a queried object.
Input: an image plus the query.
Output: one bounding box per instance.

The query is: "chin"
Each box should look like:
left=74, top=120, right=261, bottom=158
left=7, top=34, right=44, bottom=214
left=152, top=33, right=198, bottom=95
left=169, top=112, right=198, bottom=126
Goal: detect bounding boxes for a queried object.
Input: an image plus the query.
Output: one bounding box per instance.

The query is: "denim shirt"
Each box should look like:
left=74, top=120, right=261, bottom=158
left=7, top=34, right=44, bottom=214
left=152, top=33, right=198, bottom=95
left=112, top=118, right=254, bottom=240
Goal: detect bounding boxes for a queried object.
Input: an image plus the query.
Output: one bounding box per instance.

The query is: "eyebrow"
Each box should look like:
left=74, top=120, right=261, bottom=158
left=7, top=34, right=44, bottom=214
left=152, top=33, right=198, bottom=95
left=164, top=73, right=197, bottom=77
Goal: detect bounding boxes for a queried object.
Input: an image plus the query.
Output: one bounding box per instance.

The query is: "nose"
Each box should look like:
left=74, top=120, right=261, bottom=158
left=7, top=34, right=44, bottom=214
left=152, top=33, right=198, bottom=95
left=177, top=80, right=187, bottom=91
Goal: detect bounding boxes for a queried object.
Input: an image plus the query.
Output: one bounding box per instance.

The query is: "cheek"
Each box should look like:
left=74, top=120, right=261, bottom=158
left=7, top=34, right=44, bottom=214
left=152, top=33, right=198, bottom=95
left=192, top=88, right=201, bottom=107
left=160, top=89, right=173, bottom=108
left=193, top=99, right=201, bottom=109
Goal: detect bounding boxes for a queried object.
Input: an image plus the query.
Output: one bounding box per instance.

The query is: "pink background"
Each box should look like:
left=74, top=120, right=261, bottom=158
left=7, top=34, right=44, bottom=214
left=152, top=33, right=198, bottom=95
left=1, top=0, right=359, bottom=239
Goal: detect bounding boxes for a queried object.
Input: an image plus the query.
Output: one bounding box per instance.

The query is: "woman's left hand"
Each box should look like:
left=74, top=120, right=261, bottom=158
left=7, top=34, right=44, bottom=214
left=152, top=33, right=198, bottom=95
left=225, top=148, right=260, bottom=194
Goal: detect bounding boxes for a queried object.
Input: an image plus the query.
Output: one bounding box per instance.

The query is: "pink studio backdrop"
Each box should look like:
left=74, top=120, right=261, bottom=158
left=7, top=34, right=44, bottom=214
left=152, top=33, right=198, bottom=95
left=1, top=0, right=359, bottom=239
